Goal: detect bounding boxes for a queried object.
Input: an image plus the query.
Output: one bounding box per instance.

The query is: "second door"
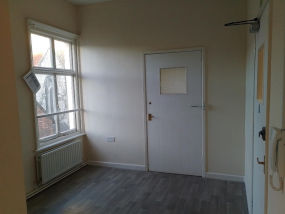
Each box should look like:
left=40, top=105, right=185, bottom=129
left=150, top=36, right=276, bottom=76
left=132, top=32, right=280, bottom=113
left=146, top=50, right=203, bottom=176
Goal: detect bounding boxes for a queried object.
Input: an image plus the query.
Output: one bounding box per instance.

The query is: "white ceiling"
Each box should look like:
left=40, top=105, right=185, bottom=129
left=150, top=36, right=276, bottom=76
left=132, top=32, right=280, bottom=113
left=67, top=0, right=113, bottom=5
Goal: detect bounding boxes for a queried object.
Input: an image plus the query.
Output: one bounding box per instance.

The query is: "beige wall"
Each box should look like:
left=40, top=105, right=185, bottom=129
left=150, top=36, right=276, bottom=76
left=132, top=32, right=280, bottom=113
left=8, top=0, right=79, bottom=194
left=267, top=0, right=285, bottom=213
left=0, top=0, right=27, bottom=213
left=79, top=0, right=246, bottom=175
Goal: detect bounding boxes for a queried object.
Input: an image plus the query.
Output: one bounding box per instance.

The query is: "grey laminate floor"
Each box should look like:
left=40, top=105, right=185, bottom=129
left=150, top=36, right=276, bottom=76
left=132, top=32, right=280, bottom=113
left=27, top=166, right=248, bottom=214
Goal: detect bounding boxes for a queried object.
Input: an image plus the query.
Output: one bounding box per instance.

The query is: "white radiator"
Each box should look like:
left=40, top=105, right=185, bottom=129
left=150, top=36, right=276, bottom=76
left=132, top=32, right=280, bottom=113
left=38, top=141, right=83, bottom=184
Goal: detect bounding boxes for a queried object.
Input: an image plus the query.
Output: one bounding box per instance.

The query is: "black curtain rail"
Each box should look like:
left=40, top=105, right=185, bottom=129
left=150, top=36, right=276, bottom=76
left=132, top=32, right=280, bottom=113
left=224, top=17, right=260, bottom=33
left=224, top=18, right=259, bottom=27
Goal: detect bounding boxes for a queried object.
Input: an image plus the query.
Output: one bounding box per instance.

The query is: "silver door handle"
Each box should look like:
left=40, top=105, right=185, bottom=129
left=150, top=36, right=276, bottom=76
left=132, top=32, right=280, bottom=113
left=191, top=104, right=207, bottom=110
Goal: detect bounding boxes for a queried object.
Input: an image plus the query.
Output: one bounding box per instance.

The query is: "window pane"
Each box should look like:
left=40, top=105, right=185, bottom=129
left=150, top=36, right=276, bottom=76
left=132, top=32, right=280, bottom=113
left=31, top=34, right=52, bottom=68
left=54, top=40, right=71, bottom=70
left=59, top=112, right=76, bottom=133
left=56, top=75, right=75, bottom=111
left=37, top=115, right=57, bottom=139
left=36, top=74, right=56, bottom=115
left=160, top=67, right=187, bottom=94
left=257, top=45, right=264, bottom=103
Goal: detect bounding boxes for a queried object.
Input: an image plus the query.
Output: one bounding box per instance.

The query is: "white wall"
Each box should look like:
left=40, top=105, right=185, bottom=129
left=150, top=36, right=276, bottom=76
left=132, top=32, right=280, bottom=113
left=8, top=0, right=79, bottom=194
left=79, top=0, right=246, bottom=176
left=0, top=0, right=27, bottom=213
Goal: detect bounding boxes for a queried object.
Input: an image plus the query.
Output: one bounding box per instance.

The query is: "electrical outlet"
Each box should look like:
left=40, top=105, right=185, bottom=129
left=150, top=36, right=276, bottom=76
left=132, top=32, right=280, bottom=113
left=106, top=137, right=115, bottom=143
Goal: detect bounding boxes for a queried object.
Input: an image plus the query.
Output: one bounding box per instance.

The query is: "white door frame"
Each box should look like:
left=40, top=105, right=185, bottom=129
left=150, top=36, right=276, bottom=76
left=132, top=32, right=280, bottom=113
left=250, top=1, right=270, bottom=214
left=143, top=47, right=206, bottom=177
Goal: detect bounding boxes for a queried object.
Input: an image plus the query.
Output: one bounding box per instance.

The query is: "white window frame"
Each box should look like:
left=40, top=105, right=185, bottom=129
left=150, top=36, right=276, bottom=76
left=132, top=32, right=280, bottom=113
left=28, top=20, right=83, bottom=148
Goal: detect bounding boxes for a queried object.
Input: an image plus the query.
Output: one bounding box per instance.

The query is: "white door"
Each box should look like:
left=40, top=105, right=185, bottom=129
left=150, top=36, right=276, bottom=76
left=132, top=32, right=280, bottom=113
left=252, top=4, right=269, bottom=214
left=146, top=50, right=203, bottom=176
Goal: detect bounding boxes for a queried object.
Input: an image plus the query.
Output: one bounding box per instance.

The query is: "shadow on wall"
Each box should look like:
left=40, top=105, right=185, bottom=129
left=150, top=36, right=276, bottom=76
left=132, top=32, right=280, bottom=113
left=78, top=0, right=246, bottom=175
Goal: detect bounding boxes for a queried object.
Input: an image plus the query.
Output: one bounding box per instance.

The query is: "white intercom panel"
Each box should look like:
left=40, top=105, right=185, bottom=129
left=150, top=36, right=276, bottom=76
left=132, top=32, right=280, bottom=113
left=269, top=127, right=285, bottom=191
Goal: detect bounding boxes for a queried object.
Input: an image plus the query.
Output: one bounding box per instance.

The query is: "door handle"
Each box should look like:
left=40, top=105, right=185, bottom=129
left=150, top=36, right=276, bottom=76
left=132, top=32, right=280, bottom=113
left=148, top=113, right=154, bottom=121
left=191, top=104, right=207, bottom=110
left=259, top=127, right=266, bottom=141
left=191, top=105, right=203, bottom=108
left=257, top=156, right=265, bottom=174
left=257, top=157, right=265, bottom=165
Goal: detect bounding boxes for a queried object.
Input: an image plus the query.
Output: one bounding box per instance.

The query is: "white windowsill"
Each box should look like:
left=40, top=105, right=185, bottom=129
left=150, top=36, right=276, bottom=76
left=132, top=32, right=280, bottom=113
left=36, top=132, right=85, bottom=153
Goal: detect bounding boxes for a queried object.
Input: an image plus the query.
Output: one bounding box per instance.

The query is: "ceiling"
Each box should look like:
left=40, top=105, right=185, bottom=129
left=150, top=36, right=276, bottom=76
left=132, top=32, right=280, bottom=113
left=67, top=0, right=113, bottom=5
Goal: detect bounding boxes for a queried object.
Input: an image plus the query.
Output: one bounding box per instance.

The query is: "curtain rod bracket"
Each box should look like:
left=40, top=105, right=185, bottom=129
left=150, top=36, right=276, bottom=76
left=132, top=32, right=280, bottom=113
left=224, top=18, right=260, bottom=33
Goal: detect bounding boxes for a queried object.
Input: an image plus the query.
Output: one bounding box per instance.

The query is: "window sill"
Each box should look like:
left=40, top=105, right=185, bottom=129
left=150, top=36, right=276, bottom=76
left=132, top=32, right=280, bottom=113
left=36, top=132, right=85, bottom=153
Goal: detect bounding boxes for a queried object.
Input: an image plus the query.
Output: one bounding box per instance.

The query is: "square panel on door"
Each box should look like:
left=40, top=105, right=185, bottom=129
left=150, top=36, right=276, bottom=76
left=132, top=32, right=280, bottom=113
left=160, top=67, right=187, bottom=94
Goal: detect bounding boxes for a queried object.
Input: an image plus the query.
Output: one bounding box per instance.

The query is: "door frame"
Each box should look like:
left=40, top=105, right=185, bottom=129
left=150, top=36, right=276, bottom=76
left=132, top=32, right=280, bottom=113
left=250, top=1, right=271, bottom=214
left=143, top=47, right=206, bottom=177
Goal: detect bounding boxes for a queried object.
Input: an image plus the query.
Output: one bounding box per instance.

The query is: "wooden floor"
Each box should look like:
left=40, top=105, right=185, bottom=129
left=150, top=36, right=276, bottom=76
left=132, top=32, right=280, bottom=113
left=27, top=166, right=248, bottom=214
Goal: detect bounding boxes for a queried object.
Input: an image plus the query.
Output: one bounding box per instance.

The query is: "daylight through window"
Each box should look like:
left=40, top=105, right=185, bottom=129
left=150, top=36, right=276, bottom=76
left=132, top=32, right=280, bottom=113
left=29, top=29, right=81, bottom=146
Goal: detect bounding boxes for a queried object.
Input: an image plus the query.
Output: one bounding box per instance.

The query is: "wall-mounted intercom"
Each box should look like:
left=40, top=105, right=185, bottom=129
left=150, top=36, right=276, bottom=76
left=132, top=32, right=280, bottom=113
left=269, top=127, right=285, bottom=191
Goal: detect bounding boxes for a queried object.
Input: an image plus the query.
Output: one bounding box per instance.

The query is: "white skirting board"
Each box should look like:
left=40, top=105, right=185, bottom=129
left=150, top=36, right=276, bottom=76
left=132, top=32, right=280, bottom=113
left=88, top=162, right=243, bottom=182
left=87, top=161, right=146, bottom=171
left=205, top=172, right=244, bottom=182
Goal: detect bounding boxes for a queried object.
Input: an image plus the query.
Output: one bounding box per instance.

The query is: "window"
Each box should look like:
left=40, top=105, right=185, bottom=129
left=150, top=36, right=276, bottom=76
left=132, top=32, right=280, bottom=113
left=160, top=67, right=187, bottom=94
left=28, top=20, right=82, bottom=147
left=257, top=44, right=264, bottom=103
